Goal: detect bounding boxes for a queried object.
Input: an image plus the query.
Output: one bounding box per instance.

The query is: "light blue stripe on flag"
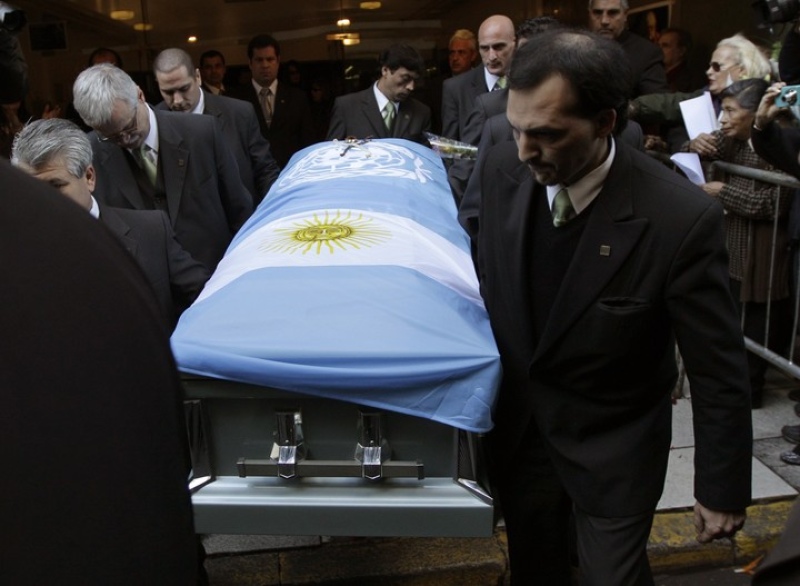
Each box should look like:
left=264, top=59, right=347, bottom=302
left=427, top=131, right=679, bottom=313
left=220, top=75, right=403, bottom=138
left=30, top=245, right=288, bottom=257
left=172, top=139, right=501, bottom=432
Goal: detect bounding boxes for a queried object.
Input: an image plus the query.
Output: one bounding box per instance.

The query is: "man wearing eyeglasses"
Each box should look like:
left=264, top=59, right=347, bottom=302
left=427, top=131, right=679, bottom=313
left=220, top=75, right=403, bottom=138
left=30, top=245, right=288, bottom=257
left=73, top=63, right=253, bottom=272
left=588, top=0, right=668, bottom=98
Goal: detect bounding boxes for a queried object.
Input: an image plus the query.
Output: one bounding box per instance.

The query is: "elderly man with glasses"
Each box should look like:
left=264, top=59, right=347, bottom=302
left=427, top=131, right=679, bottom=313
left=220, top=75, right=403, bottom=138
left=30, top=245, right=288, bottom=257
left=73, top=63, right=253, bottom=272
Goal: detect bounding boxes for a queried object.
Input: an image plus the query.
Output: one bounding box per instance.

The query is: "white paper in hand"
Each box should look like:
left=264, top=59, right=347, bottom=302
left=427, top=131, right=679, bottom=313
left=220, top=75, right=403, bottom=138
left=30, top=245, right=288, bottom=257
left=679, top=92, right=718, bottom=140
left=670, top=152, right=706, bottom=186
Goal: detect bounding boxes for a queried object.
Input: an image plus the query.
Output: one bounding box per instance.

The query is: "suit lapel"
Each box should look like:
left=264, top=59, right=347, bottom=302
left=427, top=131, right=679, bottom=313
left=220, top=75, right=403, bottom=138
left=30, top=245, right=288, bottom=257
left=498, top=163, right=538, bottom=340
left=96, top=140, right=147, bottom=209
left=98, top=205, right=138, bottom=257
left=361, top=88, right=388, bottom=138
left=393, top=101, right=410, bottom=137
left=532, top=144, right=649, bottom=363
left=154, top=113, right=189, bottom=227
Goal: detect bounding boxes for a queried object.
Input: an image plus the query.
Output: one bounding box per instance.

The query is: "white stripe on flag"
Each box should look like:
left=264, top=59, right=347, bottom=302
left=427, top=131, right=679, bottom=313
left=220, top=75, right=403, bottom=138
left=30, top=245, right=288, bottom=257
left=197, top=208, right=482, bottom=307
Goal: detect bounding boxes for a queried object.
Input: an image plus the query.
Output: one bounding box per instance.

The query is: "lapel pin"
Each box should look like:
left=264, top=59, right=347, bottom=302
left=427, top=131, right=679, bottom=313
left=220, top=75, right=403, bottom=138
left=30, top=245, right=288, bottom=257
left=599, top=245, right=611, bottom=256
left=178, top=159, right=185, bottom=167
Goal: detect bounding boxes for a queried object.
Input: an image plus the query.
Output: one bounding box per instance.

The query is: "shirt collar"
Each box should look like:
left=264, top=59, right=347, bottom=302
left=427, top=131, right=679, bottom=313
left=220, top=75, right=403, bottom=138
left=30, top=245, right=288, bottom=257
left=484, top=68, right=501, bottom=91
left=252, top=78, right=278, bottom=95
left=88, top=195, right=100, bottom=219
left=546, top=138, right=616, bottom=215
left=191, top=89, right=205, bottom=114
left=141, top=104, right=159, bottom=154
left=373, top=82, right=397, bottom=112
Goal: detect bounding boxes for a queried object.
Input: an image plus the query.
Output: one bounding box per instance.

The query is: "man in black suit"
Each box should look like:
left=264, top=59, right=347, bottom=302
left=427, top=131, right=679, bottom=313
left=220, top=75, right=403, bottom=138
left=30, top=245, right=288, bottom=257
left=477, top=30, right=752, bottom=585
left=448, top=16, right=561, bottom=202
left=228, top=34, right=314, bottom=168
left=73, top=64, right=253, bottom=271
left=327, top=43, right=431, bottom=144
left=199, top=49, right=228, bottom=95
left=11, top=118, right=209, bottom=329
left=0, top=158, right=198, bottom=585
left=153, top=47, right=280, bottom=205
left=440, top=14, right=515, bottom=141
left=588, top=0, right=668, bottom=98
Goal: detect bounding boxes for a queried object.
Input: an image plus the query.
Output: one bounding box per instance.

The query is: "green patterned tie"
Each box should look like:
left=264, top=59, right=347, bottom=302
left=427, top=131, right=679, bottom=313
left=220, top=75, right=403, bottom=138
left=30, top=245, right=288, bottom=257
left=134, top=144, right=157, bottom=186
left=382, top=101, right=395, bottom=131
left=552, top=188, right=575, bottom=227
left=493, top=76, right=507, bottom=91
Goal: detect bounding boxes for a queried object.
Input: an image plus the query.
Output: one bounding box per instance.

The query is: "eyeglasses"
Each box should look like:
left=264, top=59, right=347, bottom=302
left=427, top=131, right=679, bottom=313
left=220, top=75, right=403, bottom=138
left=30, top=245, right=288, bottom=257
left=709, top=61, right=731, bottom=73
left=98, top=106, right=139, bottom=142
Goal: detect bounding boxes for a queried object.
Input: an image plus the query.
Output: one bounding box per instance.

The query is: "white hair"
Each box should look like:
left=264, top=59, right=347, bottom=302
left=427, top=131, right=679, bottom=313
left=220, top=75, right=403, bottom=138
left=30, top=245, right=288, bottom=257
left=11, top=118, right=93, bottom=178
left=72, top=63, right=138, bottom=128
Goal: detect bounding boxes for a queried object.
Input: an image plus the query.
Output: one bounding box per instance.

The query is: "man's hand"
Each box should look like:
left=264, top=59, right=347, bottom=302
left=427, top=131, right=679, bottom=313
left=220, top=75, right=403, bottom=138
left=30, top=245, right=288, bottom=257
left=754, top=82, right=787, bottom=131
left=694, top=501, right=746, bottom=544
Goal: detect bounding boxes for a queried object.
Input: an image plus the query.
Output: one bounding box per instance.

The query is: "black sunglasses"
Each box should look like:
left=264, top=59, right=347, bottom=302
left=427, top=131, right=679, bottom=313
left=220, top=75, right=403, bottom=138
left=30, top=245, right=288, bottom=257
left=709, top=61, right=727, bottom=73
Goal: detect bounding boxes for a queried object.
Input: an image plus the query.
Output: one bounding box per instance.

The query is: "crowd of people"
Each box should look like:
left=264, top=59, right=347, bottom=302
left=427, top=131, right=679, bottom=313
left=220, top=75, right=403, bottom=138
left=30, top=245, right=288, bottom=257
left=3, top=0, right=800, bottom=583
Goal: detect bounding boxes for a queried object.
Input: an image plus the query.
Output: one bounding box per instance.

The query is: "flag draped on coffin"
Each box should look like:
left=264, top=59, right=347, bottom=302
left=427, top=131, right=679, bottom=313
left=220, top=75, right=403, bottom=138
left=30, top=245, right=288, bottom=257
left=171, top=139, right=501, bottom=433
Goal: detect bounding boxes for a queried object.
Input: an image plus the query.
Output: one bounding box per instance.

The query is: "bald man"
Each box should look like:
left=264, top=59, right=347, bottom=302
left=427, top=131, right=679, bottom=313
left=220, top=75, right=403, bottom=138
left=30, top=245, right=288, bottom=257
left=441, top=14, right=515, bottom=141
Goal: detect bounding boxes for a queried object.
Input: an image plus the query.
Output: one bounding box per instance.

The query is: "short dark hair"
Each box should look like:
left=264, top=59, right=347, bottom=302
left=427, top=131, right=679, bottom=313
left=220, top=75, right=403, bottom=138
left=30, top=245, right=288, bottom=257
left=199, top=49, right=225, bottom=67
left=515, top=16, right=561, bottom=43
left=378, top=43, right=425, bottom=75
left=508, top=29, right=632, bottom=134
left=247, top=34, right=280, bottom=60
left=719, top=78, right=769, bottom=112
left=660, top=27, right=692, bottom=52
left=87, top=47, right=123, bottom=70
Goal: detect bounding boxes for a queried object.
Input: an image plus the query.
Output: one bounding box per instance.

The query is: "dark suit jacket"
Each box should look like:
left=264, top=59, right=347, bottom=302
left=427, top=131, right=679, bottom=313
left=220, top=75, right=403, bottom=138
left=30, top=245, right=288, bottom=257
left=477, top=140, right=752, bottom=517
left=618, top=30, right=669, bottom=98
left=441, top=66, right=490, bottom=140
left=326, top=86, right=432, bottom=144
left=100, top=204, right=209, bottom=328
left=229, top=81, right=315, bottom=169
left=156, top=91, right=280, bottom=204
left=0, top=161, right=197, bottom=585
left=90, top=109, right=253, bottom=271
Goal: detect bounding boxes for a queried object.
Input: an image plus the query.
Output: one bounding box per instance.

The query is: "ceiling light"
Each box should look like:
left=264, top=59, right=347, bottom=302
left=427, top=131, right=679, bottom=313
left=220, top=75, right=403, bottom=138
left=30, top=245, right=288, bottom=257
left=342, top=38, right=360, bottom=46
left=326, top=32, right=360, bottom=42
left=360, top=1, right=381, bottom=9
left=133, top=22, right=153, bottom=31
left=188, top=35, right=198, bottom=43
left=110, top=10, right=135, bottom=20
left=337, top=18, right=351, bottom=27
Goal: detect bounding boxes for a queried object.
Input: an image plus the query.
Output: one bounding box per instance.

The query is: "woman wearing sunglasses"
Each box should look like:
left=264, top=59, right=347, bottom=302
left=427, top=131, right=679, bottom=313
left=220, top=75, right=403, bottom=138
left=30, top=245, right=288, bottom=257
left=630, top=34, right=772, bottom=152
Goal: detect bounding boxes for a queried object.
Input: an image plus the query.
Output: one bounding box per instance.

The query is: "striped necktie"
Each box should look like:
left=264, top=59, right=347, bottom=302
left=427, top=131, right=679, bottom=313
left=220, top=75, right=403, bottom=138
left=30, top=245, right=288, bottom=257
left=382, top=101, right=396, bottom=131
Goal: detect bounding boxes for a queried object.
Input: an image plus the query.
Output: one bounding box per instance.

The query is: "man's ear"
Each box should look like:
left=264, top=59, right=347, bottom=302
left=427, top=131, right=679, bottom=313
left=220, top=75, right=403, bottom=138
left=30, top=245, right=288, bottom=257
left=596, top=109, right=617, bottom=138
left=85, top=164, right=97, bottom=193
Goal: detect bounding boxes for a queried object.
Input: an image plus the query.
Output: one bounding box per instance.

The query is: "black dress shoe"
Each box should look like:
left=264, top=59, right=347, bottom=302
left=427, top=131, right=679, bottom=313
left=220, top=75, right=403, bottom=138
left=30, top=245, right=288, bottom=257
left=780, top=450, right=800, bottom=465
left=782, top=425, right=800, bottom=444
left=789, top=388, right=800, bottom=402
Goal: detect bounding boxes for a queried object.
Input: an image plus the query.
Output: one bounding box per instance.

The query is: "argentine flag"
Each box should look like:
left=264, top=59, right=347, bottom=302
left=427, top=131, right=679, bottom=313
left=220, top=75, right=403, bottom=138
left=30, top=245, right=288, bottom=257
left=171, top=139, right=501, bottom=433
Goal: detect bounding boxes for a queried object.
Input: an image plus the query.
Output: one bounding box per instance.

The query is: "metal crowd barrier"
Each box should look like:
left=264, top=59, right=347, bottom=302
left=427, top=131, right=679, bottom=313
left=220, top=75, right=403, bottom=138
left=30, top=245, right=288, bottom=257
left=646, top=151, right=800, bottom=390
left=708, top=161, right=800, bottom=380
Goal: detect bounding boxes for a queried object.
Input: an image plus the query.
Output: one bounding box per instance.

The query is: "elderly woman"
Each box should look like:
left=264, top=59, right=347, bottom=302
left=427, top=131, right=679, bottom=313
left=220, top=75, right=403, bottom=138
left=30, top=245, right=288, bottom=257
left=632, top=34, right=771, bottom=151
left=694, top=78, right=792, bottom=408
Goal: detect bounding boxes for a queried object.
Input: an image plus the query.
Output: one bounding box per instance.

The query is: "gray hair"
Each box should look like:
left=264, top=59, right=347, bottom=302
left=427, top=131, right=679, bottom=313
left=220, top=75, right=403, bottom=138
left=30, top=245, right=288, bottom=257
left=588, top=0, right=629, bottom=10
left=72, top=63, right=138, bottom=128
left=153, top=47, right=195, bottom=76
left=716, top=34, right=771, bottom=81
left=449, top=29, right=476, bottom=50
left=11, top=118, right=93, bottom=179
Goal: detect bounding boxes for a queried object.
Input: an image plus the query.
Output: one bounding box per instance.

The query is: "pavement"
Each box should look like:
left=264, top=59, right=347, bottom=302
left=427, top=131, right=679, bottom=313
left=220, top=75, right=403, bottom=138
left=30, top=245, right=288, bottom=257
left=202, top=369, right=800, bottom=585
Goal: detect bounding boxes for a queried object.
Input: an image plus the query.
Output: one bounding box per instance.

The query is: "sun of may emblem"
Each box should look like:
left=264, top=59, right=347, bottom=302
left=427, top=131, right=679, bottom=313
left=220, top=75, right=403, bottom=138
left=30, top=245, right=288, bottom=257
left=261, top=211, right=391, bottom=254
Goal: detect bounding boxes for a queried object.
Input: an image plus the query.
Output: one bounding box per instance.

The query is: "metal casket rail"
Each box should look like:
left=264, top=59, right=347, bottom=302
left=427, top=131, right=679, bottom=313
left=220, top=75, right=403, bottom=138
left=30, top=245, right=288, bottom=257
left=184, top=376, right=494, bottom=537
